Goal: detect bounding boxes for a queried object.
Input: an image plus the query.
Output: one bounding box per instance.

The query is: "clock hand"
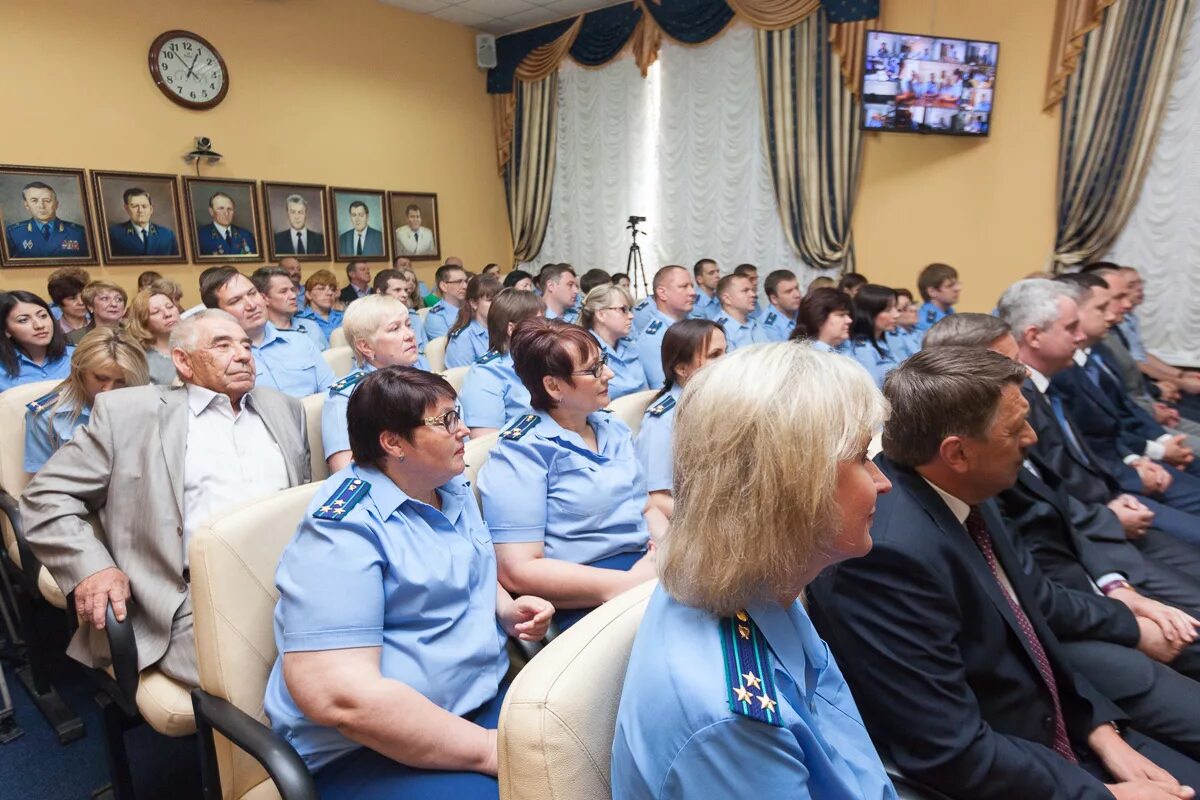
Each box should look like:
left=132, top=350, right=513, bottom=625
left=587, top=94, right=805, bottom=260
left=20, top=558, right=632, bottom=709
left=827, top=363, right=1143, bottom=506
left=185, top=50, right=201, bottom=79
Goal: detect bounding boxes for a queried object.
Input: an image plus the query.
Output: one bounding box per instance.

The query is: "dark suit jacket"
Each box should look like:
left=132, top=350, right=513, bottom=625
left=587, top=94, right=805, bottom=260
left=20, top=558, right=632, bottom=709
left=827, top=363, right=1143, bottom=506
left=273, top=228, right=325, bottom=255
left=1052, top=359, right=1159, bottom=475
left=107, top=221, right=179, bottom=256
left=337, top=226, right=384, bottom=257
left=1022, top=379, right=1122, bottom=505
left=808, top=455, right=1125, bottom=800
left=338, top=285, right=370, bottom=306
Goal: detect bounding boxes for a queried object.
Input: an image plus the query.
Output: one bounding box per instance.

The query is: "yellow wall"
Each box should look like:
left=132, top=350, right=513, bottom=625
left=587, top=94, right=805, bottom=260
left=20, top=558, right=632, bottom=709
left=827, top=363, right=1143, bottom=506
left=0, top=0, right=511, bottom=305
left=853, top=0, right=1059, bottom=312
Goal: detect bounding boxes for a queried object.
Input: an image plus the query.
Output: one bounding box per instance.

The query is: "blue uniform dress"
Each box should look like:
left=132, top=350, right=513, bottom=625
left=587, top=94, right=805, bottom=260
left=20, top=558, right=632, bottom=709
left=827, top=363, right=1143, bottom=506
left=714, top=313, right=769, bottom=352
left=612, top=587, right=897, bottom=800
left=593, top=332, right=648, bottom=400
left=914, top=301, right=954, bottom=333
left=477, top=410, right=650, bottom=629
left=849, top=338, right=900, bottom=389
left=635, top=308, right=683, bottom=389
left=196, top=223, right=257, bottom=256
left=445, top=320, right=490, bottom=369
left=5, top=218, right=90, bottom=259
left=295, top=307, right=343, bottom=342
left=424, top=301, right=462, bottom=341
left=264, top=466, right=509, bottom=799
left=691, top=291, right=721, bottom=320
left=0, top=347, right=74, bottom=393
left=460, top=351, right=532, bottom=430
left=760, top=306, right=797, bottom=343
left=253, top=322, right=336, bottom=397
left=635, top=387, right=681, bottom=494
left=320, top=366, right=375, bottom=462
left=107, top=221, right=179, bottom=256
left=23, top=391, right=89, bottom=473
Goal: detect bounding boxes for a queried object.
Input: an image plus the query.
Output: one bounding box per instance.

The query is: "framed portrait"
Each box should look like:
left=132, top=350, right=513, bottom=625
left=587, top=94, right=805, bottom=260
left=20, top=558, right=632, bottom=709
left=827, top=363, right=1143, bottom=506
left=330, top=187, right=389, bottom=262
left=388, top=191, right=440, bottom=261
left=182, top=176, right=263, bottom=262
left=92, top=170, right=187, bottom=265
left=0, top=165, right=97, bottom=267
left=262, top=181, right=331, bottom=262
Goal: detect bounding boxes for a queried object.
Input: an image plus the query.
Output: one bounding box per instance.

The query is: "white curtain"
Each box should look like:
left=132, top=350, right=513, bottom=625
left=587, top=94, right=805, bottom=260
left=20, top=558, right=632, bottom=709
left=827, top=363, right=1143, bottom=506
left=1103, top=2, right=1200, bottom=366
left=525, top=24, right=814, bottom=289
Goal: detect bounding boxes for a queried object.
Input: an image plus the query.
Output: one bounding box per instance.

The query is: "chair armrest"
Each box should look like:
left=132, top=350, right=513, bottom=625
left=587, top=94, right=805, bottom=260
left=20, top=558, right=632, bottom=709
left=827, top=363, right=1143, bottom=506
left=0, top=489, right=45, bottom=597
left=104, top=602, right=140, bottom=716
left=191, top=689, right=319, bottom=800
left=884, top=759, right=956, bottom=800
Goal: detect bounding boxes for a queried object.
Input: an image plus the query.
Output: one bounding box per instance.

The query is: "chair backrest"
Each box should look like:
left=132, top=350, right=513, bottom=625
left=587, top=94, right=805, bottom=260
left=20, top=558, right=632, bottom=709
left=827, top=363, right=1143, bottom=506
left=190, top=482, right=322, bottom=800
left=441, top=365, right=470, bottom=393
left=0, top=380, right=60, bottom=565
left=328, top=326, right=346, bottom=349
left=417, top=306, right=432, bottom=322
left=463, top=432, right=500, bottom=503
left=498, top=580, right=656, bottom=800
left=425, top=335, right=449, bottom=373
left=607, top=389, right=657, bottom=437
left=300, top=393, right=329, bottom=482
left=322, top=346, right=354, bottom=378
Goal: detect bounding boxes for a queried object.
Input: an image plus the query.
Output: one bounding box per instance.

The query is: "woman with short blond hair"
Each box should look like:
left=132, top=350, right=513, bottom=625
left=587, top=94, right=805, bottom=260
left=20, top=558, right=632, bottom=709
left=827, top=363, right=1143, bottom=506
left=612, top=342, right=898, bottom=800
left=579, top=284, right=646, bottom=400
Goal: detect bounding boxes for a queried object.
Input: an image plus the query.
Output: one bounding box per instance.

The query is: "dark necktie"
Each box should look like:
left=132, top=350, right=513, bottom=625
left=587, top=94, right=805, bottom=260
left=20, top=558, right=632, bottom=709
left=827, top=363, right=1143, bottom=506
left=40, top=224, right=51, bottom=241
left=413, top=230, right=419, bottom=248
left=140, top=229, right=148, bottom=253
left=1047, top=391, right=1089, bottom=464
left=356, top=234, right=363, bottom=256
left=296, top=232, right=305, bottom=255
left=224, top=229, right=233, bottom=245
left=965, top=507, right=1078, bottom=764
left=1083, top=354, right=1103, bottom=389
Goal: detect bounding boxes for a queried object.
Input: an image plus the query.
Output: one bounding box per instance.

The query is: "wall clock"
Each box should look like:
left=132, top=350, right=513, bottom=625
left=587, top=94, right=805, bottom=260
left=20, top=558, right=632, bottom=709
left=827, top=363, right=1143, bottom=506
left=149, top=30, right=229, bottom=110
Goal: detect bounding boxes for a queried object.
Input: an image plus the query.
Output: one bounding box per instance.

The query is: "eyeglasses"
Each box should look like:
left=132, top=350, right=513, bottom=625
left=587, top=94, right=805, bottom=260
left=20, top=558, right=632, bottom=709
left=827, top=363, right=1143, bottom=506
left=602, top=305, right=633, bottom=315
left=571, top=352, right=609, bottom=379
left=422, top=406, right=462, bottom=434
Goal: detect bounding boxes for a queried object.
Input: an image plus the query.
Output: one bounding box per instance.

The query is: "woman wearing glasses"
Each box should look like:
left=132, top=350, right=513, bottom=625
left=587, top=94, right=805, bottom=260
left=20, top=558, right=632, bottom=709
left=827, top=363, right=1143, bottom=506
left=478, top=319, right=667, bottom=631
left=266, top=367, right=553, bottom=799
left=579, top=284, right=647, bottom=400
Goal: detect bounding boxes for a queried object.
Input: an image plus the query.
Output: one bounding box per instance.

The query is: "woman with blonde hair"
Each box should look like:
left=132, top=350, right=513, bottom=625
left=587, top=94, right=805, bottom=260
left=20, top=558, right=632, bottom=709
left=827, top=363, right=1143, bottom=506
left=612, top=342, right=898, bottom=800
left=579, top=284, right=647, bottom=400
left=24, top=327, right=149, bottom=474
left=124, top=288, right=181, bottom=385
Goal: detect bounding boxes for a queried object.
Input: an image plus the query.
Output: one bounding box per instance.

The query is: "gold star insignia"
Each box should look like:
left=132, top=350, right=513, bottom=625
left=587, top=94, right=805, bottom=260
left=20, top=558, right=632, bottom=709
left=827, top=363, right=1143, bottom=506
left=319, top=505, right=332, bottom=513
left=736, top=610, right=749, bottom=622
left=756, top=694, right=777, bottom=713
left=742, top=671, right=762, bottom=690
left=733, top=685, right=753, bottom=704
left=737, top=624, right=751, bottom=640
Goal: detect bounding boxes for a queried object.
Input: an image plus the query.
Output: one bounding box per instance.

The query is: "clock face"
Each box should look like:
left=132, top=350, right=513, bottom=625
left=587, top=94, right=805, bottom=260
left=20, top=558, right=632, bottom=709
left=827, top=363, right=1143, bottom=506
left=149, top=31, right=228, bottom=110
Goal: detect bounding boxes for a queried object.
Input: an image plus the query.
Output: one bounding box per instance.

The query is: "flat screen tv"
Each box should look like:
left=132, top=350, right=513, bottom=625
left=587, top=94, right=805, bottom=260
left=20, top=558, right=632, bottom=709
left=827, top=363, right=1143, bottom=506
left=861, top=30, right=998, bottom=136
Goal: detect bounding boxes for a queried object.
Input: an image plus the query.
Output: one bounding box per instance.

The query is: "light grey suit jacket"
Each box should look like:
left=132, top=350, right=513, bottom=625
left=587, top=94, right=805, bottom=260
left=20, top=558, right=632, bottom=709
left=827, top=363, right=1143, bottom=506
left=20, top=383, right=310, bottom=671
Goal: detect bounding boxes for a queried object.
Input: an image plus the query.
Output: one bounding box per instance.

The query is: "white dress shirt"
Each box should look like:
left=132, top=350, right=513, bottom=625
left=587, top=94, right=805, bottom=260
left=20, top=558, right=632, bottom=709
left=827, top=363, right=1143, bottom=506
left=182, top=385, right=289, bottom=565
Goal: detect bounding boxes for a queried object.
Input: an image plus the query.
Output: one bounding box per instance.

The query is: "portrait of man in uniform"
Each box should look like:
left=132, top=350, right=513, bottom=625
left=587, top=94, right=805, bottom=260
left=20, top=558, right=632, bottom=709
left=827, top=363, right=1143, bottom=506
left=0, top=165, right=97, bottom=267
left=388, top=191, right=440, bottom=261
left=93, top=170, right=186, bottom=265
left=331, top=187, right=388, bottom=262
left=263, top=181, right=329, bottom=261
left=183, top=176, right=263, bottom=262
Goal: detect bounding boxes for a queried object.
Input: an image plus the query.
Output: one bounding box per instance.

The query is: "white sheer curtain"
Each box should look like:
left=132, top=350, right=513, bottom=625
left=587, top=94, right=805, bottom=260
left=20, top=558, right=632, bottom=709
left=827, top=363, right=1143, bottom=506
left=1104, top=3, right=1200, bottom=366
left=525, top=24, right=813, bottom=288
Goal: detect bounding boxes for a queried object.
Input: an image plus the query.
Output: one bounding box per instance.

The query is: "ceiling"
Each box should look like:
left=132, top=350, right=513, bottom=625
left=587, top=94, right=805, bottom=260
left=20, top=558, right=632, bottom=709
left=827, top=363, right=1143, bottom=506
left=379, top=0, right=626, bottom=35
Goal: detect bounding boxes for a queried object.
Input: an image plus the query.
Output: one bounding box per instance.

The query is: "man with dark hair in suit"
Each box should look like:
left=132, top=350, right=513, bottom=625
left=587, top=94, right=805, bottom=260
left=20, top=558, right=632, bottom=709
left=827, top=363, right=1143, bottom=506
left=809, top=347, right=1200, bottom=800
left=108, top=187, right=180, bottom=256
left=5, top=181, right=91, bottom=259
left=337, top=200, right=383, bottom=257
left=196, top=191, right=257, bottom=256
left=272, top=193, right=325, bottom=256
left=338, top=261, right=372, bottom=306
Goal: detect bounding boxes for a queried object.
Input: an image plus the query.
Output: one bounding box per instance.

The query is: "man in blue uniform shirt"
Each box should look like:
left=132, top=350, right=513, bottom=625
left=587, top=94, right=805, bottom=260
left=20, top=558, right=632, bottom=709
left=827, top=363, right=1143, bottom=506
left=107, top=187, right=179, bottom=257
left=5, top=181, right=91, bottom=259
left=337, top=201, right=384, bottom=257
left=915, top=262, right=960, bottom=332
left=714, top=274, right=768, bottom=352
left=252, top=266, right=327, bottom=351
left=760, top=269, right=801, bottom=342
left=196, top=191, right=258, bottom=256
left=690, top=258, right=722, bottom=320
left=636, top=265, right=698, bottom=387
left=424, top=263, right=470, bottom=340
left=540, top=264, right=579, bottom=324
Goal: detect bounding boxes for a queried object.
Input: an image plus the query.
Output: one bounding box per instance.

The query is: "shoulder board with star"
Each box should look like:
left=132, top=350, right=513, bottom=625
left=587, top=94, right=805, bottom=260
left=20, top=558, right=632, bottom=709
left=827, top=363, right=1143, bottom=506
left=925, top=309, right=937, bottom=323
left=26, top=389, right=60, bottom=414
left=764, top=312, right=778, bottom=326
left=720, top=610, right=782, bottom=727
left=313, top=477, right=370, bottom=521
left=635, top=298, right=650, bottom=310
left=329, top=371, right=365, bottom=396
left=500, top=413, right=540, bottom=441
left=450, top=326, right=465, bottom=340
left=644, top=320, right=664, bottom=335
left=431, top=302, right=445, bottom=314
left=715, top=316, right=729, bottom=327
left=475, top=350, right=501, bottom=365
left=647, top=395, right=676, bottom=417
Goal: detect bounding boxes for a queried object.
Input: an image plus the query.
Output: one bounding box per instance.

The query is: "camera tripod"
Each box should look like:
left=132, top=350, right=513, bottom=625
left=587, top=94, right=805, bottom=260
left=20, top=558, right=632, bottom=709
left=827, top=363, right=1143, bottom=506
left=625, top=217, right=649, bottom=299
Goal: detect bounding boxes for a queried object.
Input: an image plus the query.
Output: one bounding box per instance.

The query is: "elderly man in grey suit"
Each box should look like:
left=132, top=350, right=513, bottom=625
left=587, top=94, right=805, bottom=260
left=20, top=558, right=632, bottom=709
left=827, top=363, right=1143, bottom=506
left=21, top=309, right=310, bottom=687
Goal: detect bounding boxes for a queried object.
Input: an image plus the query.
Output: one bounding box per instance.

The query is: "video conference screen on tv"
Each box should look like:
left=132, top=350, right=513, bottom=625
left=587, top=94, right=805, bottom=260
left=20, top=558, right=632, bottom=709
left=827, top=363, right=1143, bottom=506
left=861, top=30, right=999, bottom=136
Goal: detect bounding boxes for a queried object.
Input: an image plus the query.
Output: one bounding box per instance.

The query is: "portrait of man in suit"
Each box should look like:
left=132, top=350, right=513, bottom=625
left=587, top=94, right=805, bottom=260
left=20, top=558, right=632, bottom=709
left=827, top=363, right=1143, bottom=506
left=263, top=182, right=329, bottom=261
left=107, top=187, right=180, bottom=257
left=273, top=194, right=325, bottom=257
left=388, top=190, right=440, bottom=261
left=394, top=203, right=435, bottom=256
left=196, top=192, right=258, bottom=256
left=336, top=200, right=384, bottom=259
left=2, top=177, right=93, bottom=263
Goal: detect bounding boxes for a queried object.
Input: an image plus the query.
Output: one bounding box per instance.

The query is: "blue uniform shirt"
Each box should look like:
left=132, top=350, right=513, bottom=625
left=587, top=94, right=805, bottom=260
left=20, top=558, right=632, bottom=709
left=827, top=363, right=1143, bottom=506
left=1120, top=313, right=1148, bottom=363
left=253, top=322, right=335, bottom=397
left=444, top=320, right=490, bottom=369
left=593, top=331, right=648, bottom=400
left=279, top=318, right=328, bottom=352
left=23, top=392, right=89, bottom=473
left=295, top=307, right=343, bottom=342
left=264, top=465, right=508, bottom=771
left=849, top=338, right=900, bottom=389
left=914, top=301, right=953, bottom=332
left=320, top=365, right=376, bottom=461
left=460, top=351, right=532, bottom=430
left=295, top=285, right=306, bottom=311
left=5, top=218, right=91, bottom=259
left=715, top=313, right=769, bottom=352
left=635, top=308, right=683, bottom=389
left=759, top=305, right=797, bottom=343
left=0, top=346, right=74, bottom=393
left=612, top=587, right=897, bottom=800
left=632, top=298, right=657, bottom=334
left=424, top=301, right=462, bottom=341
left=478, top=410, right=649, bottom=565
left=635, top=385, right=681, bottom=493
left=810, top=339, right=851, bottom=355
left=691, top=291, right=721, bottom=320
left=885, top=328, right=921, bottom=361
left=546, top=306, right=579, bottom=324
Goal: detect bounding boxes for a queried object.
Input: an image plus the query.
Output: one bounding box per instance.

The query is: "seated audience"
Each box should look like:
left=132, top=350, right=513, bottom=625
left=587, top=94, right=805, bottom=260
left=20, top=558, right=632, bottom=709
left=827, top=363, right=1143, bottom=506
left=339, top=261, right=372, bottom=306
left=611, top=272, right=632, bottom=291
left=806, top=275, right=836, bottom=293
left=45, top=266, right=91, bottom=322
left=481, top=262, right=501, bottom=277
left=460, top=288, right=545, bottom=437
left=296, top=269, right=344, bottom=341
left=252, top=266, right=328, bottom=351
left=375, top=267, right=431, bottom=359
left=279, top=258, right=305, bottom=310
left=322, top=295, right=422, bottom=472
left=837, top=272, right=868, bottom=298
left=847, top=283, right=902, bottom=387
left=22, top=310, right=309, bottom=686
left=539, top=264, right=580, bottom=323
left=579, top=268, right=612, bottom=296
left=393, top=266, right=422, bottom=310
left=446, top=274, right=501, bottom=369
left=636, top=319, right=726, bottom=519
left=67, top=281, right=127, bottom=345
left=791, top=287, right=853, bottom=353
left=502, top=270, right=535, bottom=292
left=124, top=288, right=181, bottom=385
left=1117, top=267, right=1200, bottom=408
left=137, top=270, right=163, bottom=292
left=733, top=263, right=760, bottom=312
left=202, top=266, right=334, bottom=398
left=149, top=277, right=185, bottom=311
left=714, top=273, right=768, bottom=352
left=425, top=263, right=471, bottom=340
left=478, top=319, right=664, bottom=630
left=635, top=265, right=698, bottom=387
left=24, top=328, right=149, bottom=474
left=613, top=342, right=896, bottom=800
left=759, top=269, right=801, bottom=342
left=888, top=286, right=922, bottom=359
left=914, top=262, right=960, bottom=331
left=0, top=290, right=74, bottom=391
left=46, top=271, right=88, bottom=335
left=580, top=284, right=647, bottom=400
left=265, top=368, right=552, bottom=798
left=809, top=347, right=1200, bottom=800
left=690, top=258, right=721, bottom=320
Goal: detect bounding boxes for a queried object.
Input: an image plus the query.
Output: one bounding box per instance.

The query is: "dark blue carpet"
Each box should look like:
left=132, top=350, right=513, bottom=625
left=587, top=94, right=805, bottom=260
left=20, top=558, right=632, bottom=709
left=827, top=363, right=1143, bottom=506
left=0, top=655, right=203, bottom=800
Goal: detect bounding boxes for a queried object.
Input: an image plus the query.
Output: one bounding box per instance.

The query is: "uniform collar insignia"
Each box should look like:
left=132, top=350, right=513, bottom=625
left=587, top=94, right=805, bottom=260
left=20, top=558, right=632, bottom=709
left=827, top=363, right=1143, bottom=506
left=720, top=610, right=783, bottom=727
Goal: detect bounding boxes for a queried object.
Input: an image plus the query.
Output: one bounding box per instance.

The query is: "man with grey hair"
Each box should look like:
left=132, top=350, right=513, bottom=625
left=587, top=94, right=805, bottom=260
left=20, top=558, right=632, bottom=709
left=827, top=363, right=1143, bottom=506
left=21, top=309, right=310, bottom=687
left=274, top=194, right=324, bottom=257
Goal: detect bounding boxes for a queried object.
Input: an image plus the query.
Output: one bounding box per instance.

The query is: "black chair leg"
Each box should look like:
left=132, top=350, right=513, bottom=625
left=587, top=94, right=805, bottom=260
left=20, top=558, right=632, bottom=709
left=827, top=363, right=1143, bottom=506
left=11, top=579, right=84, bottom=744
left=92, top=692, right=137, bottom=800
